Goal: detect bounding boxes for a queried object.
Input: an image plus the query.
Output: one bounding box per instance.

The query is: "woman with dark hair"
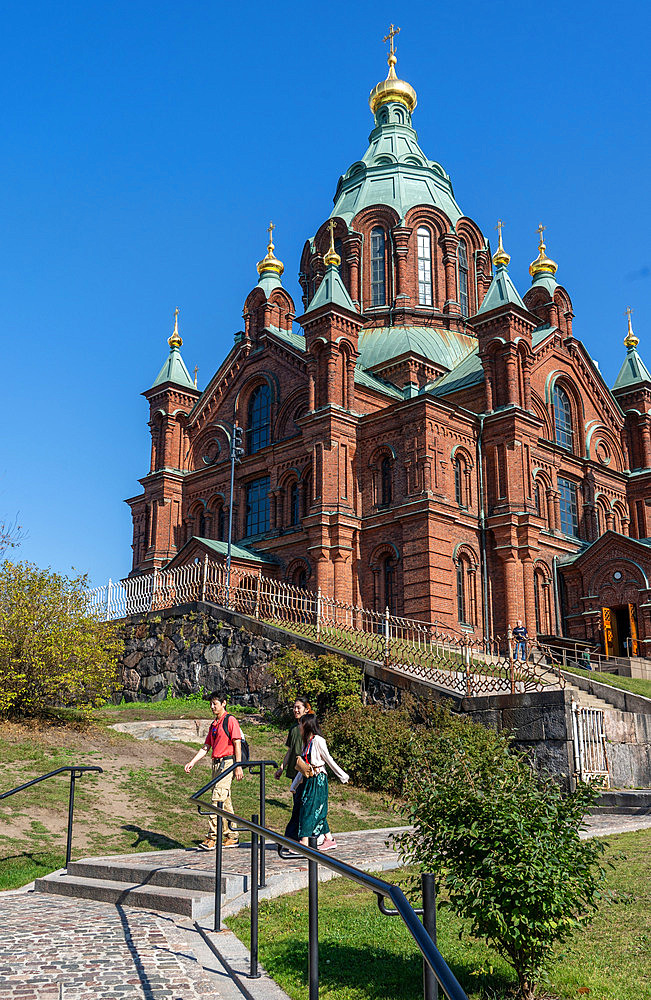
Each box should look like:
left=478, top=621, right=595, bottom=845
left=292, top=713, right=349, bottom=850
left=275, top=695, right=311, bottom=840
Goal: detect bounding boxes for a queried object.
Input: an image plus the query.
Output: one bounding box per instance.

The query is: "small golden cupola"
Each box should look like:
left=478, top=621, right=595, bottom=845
left=492, top=219, right=511, bottom=269
left=168, top=307, right=183, bottom=348
left=529, top=224, right=558, bottom=278
left=369, top=24, right=417, bottom=115
left=624, top=307, right=639, bottom=349
left=257, top=221, right=285, bottom=278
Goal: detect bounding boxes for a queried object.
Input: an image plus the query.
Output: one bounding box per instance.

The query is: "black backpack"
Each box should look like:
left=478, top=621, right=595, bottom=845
left=221, top=713, right=250, bottom=762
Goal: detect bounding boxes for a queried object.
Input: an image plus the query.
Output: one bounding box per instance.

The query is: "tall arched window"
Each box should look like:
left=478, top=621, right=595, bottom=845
left=534, top=571, right=543, bottom=634
left=454, top=457, right=463, bottom=506
left=458, top=239, right=469, bottom=317
left=380, top=457, right=392, bottom=506
left=370, top=227, right=386, bottom=306
left=417, top=227, right=432, bottom=305
left=289, top=480, right=300, bottom=526
left=198, top=508, right=206, bottom=537
left=384, top=556, right=396, bottom=614
left=534, top=481, right=542, bottom=516
left=456, top=562, right=467, bottom=624
left=247, top=384, right=271, bottom=454
left=217, top=506, right=226, bottom=542
left=553, top=384, right=574, bottom=451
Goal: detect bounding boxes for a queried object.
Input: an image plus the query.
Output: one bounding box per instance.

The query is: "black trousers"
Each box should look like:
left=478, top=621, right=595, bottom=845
left=284, top=787, right=302, bottom=840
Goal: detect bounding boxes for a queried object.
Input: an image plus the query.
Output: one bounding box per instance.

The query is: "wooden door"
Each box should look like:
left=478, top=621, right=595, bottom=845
left=628, top=603, right=639, bottom=656
left=602, top=606, right=614, bottom=657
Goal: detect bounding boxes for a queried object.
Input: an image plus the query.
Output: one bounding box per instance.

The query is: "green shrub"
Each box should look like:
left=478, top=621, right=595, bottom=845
left=397, top=715, right=606, bottom=1000
left=269, top=646, right=363, bottom=716
left=322, top=702, right=422, bottom=795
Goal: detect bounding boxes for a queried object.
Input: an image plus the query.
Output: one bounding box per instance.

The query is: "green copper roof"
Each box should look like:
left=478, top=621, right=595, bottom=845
left=266, top=326, right=307, bottom=352
left=194, top=537, right=277, bottom=564
left=257, top=271, right=283, bottom=296
left=613, top=345, right=651, bottom=391
left=358, top=325, right=476, bottom=372
left=353, top=366, right=403, bottom=399
left=530, top=270, right=558, bottom=297
left=330, top=107, right=463, bottom=226
left=476, top=263, right=526, bottom=315
left=304, top=263, right=358, bottom=315
left=151, top=345, right=195, bottom=390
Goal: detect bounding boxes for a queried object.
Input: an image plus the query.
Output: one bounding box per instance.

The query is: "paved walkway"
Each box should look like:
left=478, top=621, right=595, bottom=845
left=1, top=818, right=649, bottom=1000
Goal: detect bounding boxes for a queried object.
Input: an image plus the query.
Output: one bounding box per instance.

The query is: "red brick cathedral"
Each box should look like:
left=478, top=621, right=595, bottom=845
left=127, top=41, right=651, bottom=658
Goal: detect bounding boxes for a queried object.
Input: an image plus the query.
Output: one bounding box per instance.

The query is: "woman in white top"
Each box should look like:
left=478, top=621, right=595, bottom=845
left=292, top=714, right=349, bottom=850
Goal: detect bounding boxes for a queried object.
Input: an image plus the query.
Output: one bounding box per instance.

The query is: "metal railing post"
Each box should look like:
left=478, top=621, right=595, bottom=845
left=250, top=815, right=261, bottom=979
left=316, top=588, right=322, bottom=642
left=384, top=606, right=390, bottom=664
left=106, top=579, right=112, bottom=621
left=507, top=628, right=515, bottom=695
left=422, top=873, right=438, bottom=1000
left=308, top=835, right=319, bottom=1000
left=214, top=815, right=223, bottom=932
left=259, top=765, right=267, bottom=888
left=201, top=553, right=208, bottom=603
left=65, top=770, right=77, bottom=870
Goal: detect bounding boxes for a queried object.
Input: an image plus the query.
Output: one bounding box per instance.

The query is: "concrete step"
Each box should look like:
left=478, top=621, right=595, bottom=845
left=592, top=789, right=651, bottom=815
left=564, top=683, right=613, bottom=711
left=66, top=858, right=246, bottom=898
left=34, top=871, right=216, bottom=919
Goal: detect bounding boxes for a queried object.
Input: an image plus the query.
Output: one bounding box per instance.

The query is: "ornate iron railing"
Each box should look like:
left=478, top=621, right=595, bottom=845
left=88, top=560, right=561, bottom=696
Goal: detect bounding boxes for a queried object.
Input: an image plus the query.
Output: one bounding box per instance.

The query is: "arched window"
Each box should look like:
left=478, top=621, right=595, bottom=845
left=417, top=227, right=432, bottom=305
left=370, top=227, right=386, bottom=306
left=380, top=457, right=392, bottom=506
left=295, top=568, right=307, bottom=589
left=458, top=239, right=469, bottom=317
left=534, top=481, right=542, bottom=516
left=553, top=384, right=574, bottom=451
left=384, top=556, right=396, bottom=614
left=596, top=504, right=605, bottom=536
left=247, top=384, right=271, bottom=454
left=198, top=509, right=206, bottom=537
left=217, top=506, right=226, bottom=542
left=454, top=457, right=463, bottom=506
left=289, top=480, right=300, bottom=526
left=456, top=562, right=467, bottom=624
left=534, top=571, right=543, bottom=634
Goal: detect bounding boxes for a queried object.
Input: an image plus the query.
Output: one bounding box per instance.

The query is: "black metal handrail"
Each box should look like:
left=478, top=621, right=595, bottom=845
left=190, top=798, right=467, bottom=1000
left=191, top=758, right=277, bottom=890
left=1, top=766, right=103, bottom=869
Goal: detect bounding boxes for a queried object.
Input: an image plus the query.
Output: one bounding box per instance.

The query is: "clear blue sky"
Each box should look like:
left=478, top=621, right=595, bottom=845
left=3, top=0, right=650, bottom=585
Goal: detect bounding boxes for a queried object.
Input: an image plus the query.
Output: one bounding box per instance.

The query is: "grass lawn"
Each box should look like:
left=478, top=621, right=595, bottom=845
left=0, top=698, right=399, bottom=892
left=229, top=828, right=651, bottom=1000
left=562, top=665, right=651, bottom=700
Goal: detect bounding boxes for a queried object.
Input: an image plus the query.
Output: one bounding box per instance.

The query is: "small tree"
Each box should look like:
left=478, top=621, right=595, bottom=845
left=397, top=715, right=606, bottom=1000
left=0, top=560, right=123, bottom=717
left=269, top=646, right=363, bottom=716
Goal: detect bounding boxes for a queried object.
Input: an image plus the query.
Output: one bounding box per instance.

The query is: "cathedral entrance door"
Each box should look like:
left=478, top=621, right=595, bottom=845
left=604, top=603, right=638, bottom=657
left=601, top=606, right=615, bottom=657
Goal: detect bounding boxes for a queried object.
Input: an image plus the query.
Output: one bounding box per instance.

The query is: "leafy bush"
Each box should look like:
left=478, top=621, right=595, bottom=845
left=0, top=560, right=123, bottom=717
left=397, top=714, right=606, bottom=1000
left=323, top=702, right=424, bottom=795
left=269, top=646, right=363, bottom=716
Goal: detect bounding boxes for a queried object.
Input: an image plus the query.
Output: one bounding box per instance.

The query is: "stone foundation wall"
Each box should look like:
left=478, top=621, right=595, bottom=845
left=117, top=603, right=651, bottom=789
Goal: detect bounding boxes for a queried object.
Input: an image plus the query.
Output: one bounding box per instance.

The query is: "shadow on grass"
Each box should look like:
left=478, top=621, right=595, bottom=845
left=121, top=824, right=185, bottom=851
left=262, top=939, right=513, bottom=1000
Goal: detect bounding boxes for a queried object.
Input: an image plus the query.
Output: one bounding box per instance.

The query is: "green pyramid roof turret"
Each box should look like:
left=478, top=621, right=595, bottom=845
left=305, top=260, right=358, bottom=316
left=150, top=309, right=195, bottom=390
left=613, top=313, right=651, bottom=390
left=476, top=259, right=526, bottom=315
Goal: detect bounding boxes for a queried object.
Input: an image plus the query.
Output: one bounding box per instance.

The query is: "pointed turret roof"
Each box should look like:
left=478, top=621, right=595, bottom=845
left=476, top=227, right=526, bottom=315
left=613, top=310, right=651, bottom=390
left=150, top=309, right=195, bottom=390
left=304, top=221, right=359, bottom=316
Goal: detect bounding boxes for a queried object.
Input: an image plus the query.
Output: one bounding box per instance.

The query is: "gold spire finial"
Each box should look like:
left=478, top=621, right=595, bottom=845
left=369, top=25, right=417, bottom=114
left=529, top=223, right=558, bottom=278
left=193, top=364, right=198, bottom=387
left=168, top=307, right=183, bottom=348
left=624, top=307, right=639, bottom=349
left=492, top=219, right=511, bottom=268
left=257, top=220, right=284, bottom=278
left=324, top=218, right=342, bottom=267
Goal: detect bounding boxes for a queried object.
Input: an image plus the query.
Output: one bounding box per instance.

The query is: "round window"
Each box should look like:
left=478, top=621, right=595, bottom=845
left=613, top=570, right=622, bottom=581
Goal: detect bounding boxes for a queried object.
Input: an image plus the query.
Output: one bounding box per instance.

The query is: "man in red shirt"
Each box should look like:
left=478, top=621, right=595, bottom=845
left=185, top=692, right=244, bottom=850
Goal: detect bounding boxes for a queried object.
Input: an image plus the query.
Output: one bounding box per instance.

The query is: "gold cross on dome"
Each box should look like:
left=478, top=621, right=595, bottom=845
left=496, top=219, right=504, bottom=241
left=625, top=306, right=634, bottom=321
left=537, top=223, right=546, bottom=244
left=267, top=221, right=275, bottom=244
left=383, top=23, right=400, bottom=56
left=328, top=218, right=336, bottom=248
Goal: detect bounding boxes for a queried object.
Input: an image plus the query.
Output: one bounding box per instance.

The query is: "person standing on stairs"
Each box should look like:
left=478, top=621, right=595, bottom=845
left=512, top=619, right=529, bottom=662
left=184, top=692, right=243, bottom=850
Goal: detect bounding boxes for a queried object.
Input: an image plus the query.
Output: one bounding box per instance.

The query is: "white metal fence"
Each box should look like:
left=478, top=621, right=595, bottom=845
left=88, top=558, right=562, bottom=697
left=571, top=702, right=610, bottom=786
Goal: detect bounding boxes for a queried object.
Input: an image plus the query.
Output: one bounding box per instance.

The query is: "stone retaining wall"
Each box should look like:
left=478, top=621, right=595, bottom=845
left=117, top=603, right=651, bottom=789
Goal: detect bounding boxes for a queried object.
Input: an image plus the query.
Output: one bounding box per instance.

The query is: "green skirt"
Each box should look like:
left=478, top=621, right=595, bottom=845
left=298, top=772, right=330, bottom=840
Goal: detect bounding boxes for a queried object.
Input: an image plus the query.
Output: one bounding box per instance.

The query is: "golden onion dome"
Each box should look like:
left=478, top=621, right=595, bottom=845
left=624, top=308, right=639, bottom=349
left=324, top=219, right=341, bottom=268
left=492, top=220, right=511, bottom=268
left=369, top=27, right=417, bottom=115
left=529, top=225, right=558, bottom=278
left=168, top=307, right=183, bottom=348
left=256, top=221, right=285, bottom=277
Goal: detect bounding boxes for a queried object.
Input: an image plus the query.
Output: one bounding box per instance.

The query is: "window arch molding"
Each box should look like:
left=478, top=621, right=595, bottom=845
left=452, top=544, right=479, bottom=627
left=544, top=373, right=585, bottom=455
left=369, top=445, right=397, bottom=508
left=369, top=542, right=401, bottom=615
left=208, top=492, right=227, bottom=542
left=533, top=560, right=553, bottom=635
left=189, top=499, right=209, bottom=539
left=416, top=225, right=434, bottom=306
left=451, top=446, right=474, bottom=509
left=285, top=557, right=312, bottom=588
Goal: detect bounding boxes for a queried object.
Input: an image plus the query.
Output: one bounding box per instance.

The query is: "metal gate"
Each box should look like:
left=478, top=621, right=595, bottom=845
left=571, top=703, right=610, bottom=786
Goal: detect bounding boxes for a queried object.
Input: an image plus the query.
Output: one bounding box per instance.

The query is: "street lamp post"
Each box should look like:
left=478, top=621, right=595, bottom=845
left=226, top=422, right=244, bottom=607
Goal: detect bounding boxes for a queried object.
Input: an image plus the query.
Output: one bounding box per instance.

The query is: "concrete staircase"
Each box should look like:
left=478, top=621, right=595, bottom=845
left=532, top=654, right=614, bottom=711
left=34, top=855, right=247, bottom=919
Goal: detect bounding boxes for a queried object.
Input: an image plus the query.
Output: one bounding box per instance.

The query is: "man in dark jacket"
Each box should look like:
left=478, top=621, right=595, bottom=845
left=512, top=619, right=529, bottom=661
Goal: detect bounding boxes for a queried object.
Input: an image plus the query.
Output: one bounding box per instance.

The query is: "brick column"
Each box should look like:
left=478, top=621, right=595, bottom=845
left=391, top=226, right=412, bottom=299
left=343, top=233, right=362, bottom=307
left=307, top=356, right=316, bottom=411
left=439, top=234, right=461, bottom=316
left=505, top=345, right=519, bottom=406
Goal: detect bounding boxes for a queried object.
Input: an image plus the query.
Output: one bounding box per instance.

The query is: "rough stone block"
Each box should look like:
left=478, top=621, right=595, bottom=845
left=542, top=707, right=569, bottom=741
left=604, top=711, right=636, bottom=743
left=204, top=643, right=225, bottom=666
left=502, top=708, right=545, bottom=740
left=141, top=673, right=165, bottom=694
